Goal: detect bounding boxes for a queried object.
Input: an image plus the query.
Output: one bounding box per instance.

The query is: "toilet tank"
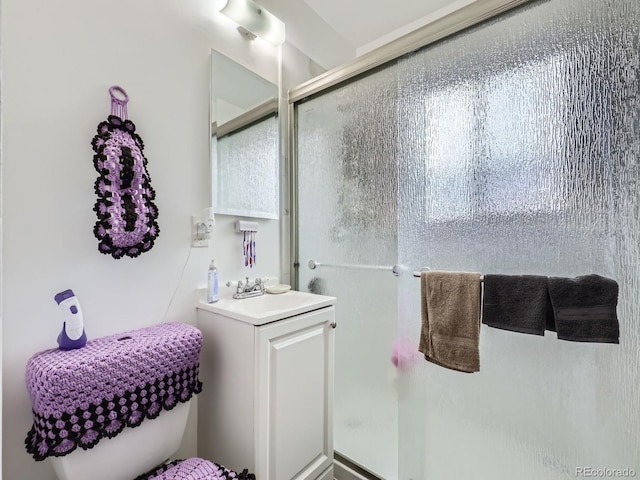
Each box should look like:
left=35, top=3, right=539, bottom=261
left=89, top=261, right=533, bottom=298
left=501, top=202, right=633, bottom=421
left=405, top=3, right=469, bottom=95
left=51, top=400, right=191, bottom=480
left=24, top=323, right=203, bottom=480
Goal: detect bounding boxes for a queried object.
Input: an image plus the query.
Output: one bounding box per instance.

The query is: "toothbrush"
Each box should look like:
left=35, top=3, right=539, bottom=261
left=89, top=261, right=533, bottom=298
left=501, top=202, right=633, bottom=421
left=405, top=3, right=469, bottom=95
left=54, top=289, right=87, bottom=350
left=244, top=232, right=248, bottom=266
left=252, top=231, right=256, bottom=265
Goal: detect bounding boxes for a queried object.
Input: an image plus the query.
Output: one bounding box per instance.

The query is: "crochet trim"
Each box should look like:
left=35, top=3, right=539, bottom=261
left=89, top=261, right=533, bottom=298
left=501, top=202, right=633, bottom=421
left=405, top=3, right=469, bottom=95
left=25, top=366, right=202, bottom=461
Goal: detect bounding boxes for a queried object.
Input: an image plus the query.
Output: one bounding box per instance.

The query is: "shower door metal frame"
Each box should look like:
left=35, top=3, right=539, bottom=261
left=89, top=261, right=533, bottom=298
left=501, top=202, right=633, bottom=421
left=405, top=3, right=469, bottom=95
left=287, top=1, right=534, bottom=477
left=288, top=0, right=533, bottom=289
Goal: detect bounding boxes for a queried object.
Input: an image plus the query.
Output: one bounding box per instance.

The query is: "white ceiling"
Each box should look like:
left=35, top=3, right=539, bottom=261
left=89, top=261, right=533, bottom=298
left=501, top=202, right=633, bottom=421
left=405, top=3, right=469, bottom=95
left=303, top=0, right=463, bottom=50
left=258, top=0, right=470, bottom=69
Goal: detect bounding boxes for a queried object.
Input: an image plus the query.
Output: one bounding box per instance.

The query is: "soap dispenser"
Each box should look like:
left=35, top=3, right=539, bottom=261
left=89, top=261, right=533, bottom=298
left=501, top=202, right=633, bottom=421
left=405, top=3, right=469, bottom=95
left=207, top=260, right=219, bottom=303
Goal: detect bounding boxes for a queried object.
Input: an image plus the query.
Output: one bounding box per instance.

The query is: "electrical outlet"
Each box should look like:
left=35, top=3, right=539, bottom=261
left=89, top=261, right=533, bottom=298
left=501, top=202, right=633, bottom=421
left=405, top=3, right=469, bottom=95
left=192, top=215, right=209, bottom=248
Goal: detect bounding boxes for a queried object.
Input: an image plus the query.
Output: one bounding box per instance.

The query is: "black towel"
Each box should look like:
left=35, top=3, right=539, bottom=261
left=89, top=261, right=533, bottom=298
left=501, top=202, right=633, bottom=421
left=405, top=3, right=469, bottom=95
left=482, top=274, right=552, bottom=335
left=547, top=274, right=619, bottom=343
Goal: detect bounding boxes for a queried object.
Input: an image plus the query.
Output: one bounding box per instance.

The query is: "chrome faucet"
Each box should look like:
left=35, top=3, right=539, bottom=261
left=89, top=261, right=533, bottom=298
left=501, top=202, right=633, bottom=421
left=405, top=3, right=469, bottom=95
left=226, top=277, right=266, bottom=299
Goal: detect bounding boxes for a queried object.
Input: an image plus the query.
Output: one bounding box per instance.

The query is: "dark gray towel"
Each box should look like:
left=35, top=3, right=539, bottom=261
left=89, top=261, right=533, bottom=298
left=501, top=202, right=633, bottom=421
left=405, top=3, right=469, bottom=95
left=482, top=274, right=552, bottom=335
left=547, top=274, right=619, bottom=343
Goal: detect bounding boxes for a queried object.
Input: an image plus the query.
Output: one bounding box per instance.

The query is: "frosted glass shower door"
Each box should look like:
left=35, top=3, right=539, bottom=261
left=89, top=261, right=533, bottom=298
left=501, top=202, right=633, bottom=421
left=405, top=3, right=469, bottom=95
left=395, top=0, right=640, bottom=479
left=296, top=1, right=639, bottom=478
left=296, top=65, right=401, bottom=479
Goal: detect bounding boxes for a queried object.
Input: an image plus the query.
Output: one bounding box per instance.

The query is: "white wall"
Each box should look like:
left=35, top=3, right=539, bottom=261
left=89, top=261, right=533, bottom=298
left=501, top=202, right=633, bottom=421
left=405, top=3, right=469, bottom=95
left=1, top=0, right=283, bottom=478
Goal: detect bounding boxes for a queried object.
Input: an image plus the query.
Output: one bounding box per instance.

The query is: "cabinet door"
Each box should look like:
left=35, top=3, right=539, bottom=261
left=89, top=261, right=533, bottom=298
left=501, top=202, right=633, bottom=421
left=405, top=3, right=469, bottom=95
left=255, top=307, right=335, bottom=480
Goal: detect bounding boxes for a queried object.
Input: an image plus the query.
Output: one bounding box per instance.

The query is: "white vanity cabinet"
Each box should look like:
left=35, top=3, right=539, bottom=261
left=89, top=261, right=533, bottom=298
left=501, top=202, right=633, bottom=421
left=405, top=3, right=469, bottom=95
left=196, top=290, right=336, bottom=480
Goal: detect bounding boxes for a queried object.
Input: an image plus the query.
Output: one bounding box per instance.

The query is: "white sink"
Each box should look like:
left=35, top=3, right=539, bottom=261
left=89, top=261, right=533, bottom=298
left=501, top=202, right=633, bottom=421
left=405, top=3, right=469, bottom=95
left=197, top=288, right=336, bottom=325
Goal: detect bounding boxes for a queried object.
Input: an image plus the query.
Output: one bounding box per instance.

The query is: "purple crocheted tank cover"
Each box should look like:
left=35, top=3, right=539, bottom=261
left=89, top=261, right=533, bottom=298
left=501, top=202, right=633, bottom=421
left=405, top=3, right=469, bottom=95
left=135, top=458, right=256, bottom=480
left=24, top=322, right=202, bottom=461
left=91, top=86, right=160, bottom=259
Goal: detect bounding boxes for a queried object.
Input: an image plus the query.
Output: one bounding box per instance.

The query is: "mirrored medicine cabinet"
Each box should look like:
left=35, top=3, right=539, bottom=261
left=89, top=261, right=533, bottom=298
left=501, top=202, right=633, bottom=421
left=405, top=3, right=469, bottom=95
left=211, top=49, right=280, bottom=219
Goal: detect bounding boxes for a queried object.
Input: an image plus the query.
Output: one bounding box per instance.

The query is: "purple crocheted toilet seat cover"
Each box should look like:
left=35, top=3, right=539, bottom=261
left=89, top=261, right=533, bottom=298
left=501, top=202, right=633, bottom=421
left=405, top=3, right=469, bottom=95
left=25, top=322, right=203, bottom=461
left=135, top=458, right=256, bottom=480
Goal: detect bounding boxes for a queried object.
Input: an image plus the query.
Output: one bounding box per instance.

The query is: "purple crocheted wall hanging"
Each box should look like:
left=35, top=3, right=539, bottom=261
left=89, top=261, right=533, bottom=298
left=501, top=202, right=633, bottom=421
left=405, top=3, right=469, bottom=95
left=24, top=322, right=202, bottom=461
left=91, top=86, right=160, bottom=259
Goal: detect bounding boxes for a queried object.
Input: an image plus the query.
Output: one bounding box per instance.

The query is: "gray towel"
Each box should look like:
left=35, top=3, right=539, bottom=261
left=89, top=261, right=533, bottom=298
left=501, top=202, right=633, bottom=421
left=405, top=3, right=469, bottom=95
left=419, top=271, right=482, bottom=373
left=482, top=274, right=552, bottom=335
left=547, top=274, right=619, bottom=343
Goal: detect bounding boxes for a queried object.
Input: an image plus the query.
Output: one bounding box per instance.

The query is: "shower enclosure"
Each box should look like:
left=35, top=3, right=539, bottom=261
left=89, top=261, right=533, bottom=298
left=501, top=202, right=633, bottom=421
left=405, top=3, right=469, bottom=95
left=293, top=0, right=640, bottom=478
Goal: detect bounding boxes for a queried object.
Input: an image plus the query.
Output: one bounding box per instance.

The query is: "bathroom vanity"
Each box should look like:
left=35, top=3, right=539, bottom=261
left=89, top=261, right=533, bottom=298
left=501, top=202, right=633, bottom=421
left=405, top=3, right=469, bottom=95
left=196, top=288, right=336, bottom=480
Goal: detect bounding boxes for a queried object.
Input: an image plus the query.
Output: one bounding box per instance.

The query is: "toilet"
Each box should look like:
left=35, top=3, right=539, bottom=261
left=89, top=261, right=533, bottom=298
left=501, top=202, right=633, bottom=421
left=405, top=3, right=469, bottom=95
left=50, top=400, right=191, bottom=480
left=24, top=322, right=248, bottom=480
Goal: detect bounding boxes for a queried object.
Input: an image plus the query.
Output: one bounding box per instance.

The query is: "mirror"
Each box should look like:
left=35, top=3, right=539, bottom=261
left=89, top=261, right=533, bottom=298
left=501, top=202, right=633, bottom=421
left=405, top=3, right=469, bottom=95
left=211, top=50, right=280, bottom=219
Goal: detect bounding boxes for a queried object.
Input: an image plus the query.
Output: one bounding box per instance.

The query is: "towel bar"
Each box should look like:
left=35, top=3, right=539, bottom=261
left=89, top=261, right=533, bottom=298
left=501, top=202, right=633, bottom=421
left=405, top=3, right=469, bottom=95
left=412, top=271, right=484, bottom=281
left=307, top=259, right=484, bottom=281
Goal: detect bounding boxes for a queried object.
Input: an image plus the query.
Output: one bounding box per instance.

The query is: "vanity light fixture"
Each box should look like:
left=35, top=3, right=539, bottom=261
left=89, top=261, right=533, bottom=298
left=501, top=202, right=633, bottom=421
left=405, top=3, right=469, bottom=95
left=219, top=0, right=285, bottom=46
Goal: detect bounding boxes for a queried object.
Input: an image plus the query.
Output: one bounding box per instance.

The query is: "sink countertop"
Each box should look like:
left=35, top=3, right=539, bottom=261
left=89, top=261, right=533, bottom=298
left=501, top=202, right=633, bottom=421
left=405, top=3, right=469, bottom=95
left=196, top=288, right=336, bottom=326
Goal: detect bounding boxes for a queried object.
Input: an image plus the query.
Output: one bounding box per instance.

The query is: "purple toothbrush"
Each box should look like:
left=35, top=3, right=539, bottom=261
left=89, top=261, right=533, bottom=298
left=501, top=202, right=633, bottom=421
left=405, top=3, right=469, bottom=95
left=243, top=232, right=248, bottom=266
left=252, top=232, right=256, bottom=265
